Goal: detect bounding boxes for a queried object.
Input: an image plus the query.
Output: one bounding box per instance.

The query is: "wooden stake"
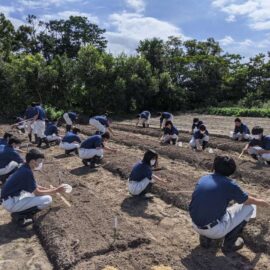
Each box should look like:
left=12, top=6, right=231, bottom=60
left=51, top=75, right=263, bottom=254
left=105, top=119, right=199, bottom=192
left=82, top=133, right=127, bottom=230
left=50, top=185, right=72, bottom=207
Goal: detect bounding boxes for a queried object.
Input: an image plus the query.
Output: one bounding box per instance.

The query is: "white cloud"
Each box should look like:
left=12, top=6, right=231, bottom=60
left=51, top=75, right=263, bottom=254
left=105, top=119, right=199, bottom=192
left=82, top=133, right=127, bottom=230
left=18, top=0, right=81, bottom=9
left=106, top=12, right=188, bottom=55
left=219, top=35, right=234, bottom=46
left=0, top=5, right=25, bottom=29
left=212, top=0, right=270, bottom=30
left=125, top=0, right=145, bottom=13
left=41, top=11, right=99, bottom=24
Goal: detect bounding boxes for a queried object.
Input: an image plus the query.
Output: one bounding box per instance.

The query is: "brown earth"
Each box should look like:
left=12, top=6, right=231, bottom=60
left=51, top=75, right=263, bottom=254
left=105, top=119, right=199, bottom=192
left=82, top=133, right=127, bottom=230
left=0, top=118, right=270, bottom=269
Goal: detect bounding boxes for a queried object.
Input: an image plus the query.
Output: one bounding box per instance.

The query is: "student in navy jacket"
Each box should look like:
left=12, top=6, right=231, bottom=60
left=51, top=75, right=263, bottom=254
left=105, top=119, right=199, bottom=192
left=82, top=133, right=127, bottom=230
left=191, top=118, right=203, bottom=134
left=45, top=120, right=61, bottom=144
left=89, top=115, right=114, bottom=135
left=128, top=149, right=159, bottom=197
left=231, top=118, right=251, bottom=141
left=161, top=121, right=179, bottom=145
left=63, top=112, right=78, bottom=132
left=190, top=125, right=209, bottom=151
left=0, top=137, right=23, bottom=184
left=158, top=112, right=173, bottom=129
left=136, top=111, right=151, bottom=128
left=59, top=128, right=81, bottom=155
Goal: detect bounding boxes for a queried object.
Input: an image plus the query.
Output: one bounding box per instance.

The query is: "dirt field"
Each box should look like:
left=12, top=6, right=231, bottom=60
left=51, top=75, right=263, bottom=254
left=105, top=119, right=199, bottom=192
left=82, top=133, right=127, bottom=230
left=0, top=114, right=270, bottom=270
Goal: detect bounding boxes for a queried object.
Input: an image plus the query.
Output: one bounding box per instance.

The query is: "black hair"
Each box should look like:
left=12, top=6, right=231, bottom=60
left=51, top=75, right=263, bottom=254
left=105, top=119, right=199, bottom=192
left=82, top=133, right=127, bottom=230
left=101, top=132, right=110, bottom=140
left=157, top=112, right=162, bottom=117
left=31, top=102, right=36, bottom=107
left=165, top=120, right=173, bottom=127
left=193, top=118, right=199, bottom=123
left=252, top=126, right=263, bottom=135
left=235, top=118, right=241, bottom=123
left=3, top=132, right=12, bottom=140
left=213, top=156, right=236, bottom=176
left=26, top=149, right=45, bottom=163
left=142, top=149, right=158, bottom=166
left=8, top=136, right=21, bottom=146
left=199, top=124, right=206, bottom=131
left=72, top=128, right=80, bottom=134
left=136, top=114, right=141, bottom=118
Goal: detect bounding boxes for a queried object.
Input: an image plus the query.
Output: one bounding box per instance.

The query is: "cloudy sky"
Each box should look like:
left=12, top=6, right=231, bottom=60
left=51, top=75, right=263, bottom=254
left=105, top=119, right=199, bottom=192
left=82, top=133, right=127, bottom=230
left=1, top=0, right=270, bottom=59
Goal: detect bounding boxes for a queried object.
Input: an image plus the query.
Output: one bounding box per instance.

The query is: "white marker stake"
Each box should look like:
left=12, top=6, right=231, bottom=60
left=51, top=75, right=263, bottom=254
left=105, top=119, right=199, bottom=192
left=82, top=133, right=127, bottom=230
left=208, top=148, right=214, bottom=154
left=114, top=216, right=118, bottom=229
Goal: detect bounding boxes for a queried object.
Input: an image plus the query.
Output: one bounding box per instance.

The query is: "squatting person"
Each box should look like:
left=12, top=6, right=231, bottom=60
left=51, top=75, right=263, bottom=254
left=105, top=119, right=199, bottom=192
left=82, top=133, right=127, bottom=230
left=191, top=118, right=203, bottom=134
left=230, top=118, right=251, bottom=141
left=189, top=124, right=209, bottom=151
left=0, top=149, right=66, bottom=227
left=128, top=149, right=159, bottom=198
left=189, top=155, right=269, bottom=252
left=161, top=120, right=179, bottom=145
left=45, top=119, right=61, bottom=145
left=59, top=128, right=81, bottom=155
left=63, top=111, right=78, bottom=132
left=79, top=132, right=116, bottom=167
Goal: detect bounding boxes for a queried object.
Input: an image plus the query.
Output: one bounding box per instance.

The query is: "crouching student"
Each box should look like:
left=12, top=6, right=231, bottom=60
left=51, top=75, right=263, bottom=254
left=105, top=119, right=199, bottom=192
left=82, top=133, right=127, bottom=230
left=243, top=126, right=270, bottom=164
left=231, top=118, right=251, bottom=141
left=0, top=137, right=24, bottom=184
left=0, top=149, right=66, bottom=227
left=128, top=149, right=159, bottom=198
left=189, top=156, right=269, bottom=252
left=45, top=120, right=61, bottom=145
left=59, top=128, right=81, bottom=155
left=63, top=111, right=78, bottom=132
left=89, top=115, right=114, bottom=135
left=191, top=118, right=203, bottom=134
left=190, top=125, right=209, bottom=151
left=136, top=111, right=151, bottom=128
left=158, top=112, right=173, bottom=129
left=79, top=132, right=116, bottom=167
left=161, top=121, right=179, bottom=145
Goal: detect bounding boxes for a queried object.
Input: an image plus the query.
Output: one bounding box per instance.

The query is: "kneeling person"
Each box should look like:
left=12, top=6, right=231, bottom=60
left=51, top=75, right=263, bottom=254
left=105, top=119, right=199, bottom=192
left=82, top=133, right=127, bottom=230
left=190, top=125, right=209, bottom=151
left=244, top=126, right=270, bottom=164
left=231, top=118, right=251, bottom=141
left=128, top=149, right=158, bottom=197
left=189, top=156, right=269, bottom=252
left=0, top=137, right=23, bottom=184
left=161, top=121, right=179, bottom=145
left=59, top=128, right=81, bottom=155
left=79, top=132, right=115, bottom=167
left=0, top=149, right=66, bottom=227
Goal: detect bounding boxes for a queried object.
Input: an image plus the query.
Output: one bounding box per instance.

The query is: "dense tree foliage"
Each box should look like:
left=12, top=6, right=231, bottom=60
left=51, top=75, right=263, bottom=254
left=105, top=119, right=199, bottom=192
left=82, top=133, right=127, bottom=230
left=0, top=13, right=269, bottom=118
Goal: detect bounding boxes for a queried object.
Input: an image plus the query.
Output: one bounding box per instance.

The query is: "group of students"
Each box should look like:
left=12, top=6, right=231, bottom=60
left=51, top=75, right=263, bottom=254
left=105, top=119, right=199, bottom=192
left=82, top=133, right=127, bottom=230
left=0, top=107, right=269, bottom=254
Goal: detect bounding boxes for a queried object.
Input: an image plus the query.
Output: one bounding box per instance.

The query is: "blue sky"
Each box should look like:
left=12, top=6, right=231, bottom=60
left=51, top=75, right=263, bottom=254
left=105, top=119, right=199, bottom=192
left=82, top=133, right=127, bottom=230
left=1, top=0, right=270, bottom=59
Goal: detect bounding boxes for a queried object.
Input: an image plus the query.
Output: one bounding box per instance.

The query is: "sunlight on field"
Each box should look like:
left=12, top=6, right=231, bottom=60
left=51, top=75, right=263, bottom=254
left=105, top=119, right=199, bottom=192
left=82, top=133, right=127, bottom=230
left=151, top=266, right=173, bottom=270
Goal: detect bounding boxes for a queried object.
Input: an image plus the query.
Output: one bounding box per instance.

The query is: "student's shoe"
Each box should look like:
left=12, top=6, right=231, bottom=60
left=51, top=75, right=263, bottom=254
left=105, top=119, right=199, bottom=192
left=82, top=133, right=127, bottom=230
left=199, top=235, right=212, bottom=248
left=28, top=134, right=32, bottom=142
left=65, top=149, right=72, bottom=155
left=172, top=139, right=177, bottom=145
left=222, top=237, right=244, bottom=253
left=142, top=123, right=146, bottom=128
left=82, top=159, right=89, bottom=166
left=17, top=217, right=33, bottom=227
left=43, top=138, right=50, bottom=148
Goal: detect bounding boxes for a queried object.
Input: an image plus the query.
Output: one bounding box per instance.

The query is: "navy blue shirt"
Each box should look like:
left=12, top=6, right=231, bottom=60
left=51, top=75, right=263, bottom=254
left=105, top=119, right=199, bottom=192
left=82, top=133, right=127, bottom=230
left=194, top=130, right=209, bottom=140
left=192, top=121, right=203, bottom=133
left=189, top=174, right=248, bottom=227
left=93, top=116, right=109, bottom=127
left=25, top=107, right=37, bottom=119
left=234, top=123, right=250, bottom=134
left=0, top=146, right=23, bottom=169
left=68, top=112, right=77, bottom=122
left=45, top=123, right=58, bottom=136
left=35, top=106, right=46, bottom=121
left=249, top=135, right=270, bottom=150
left=140, top=111, right=150, bottom=119
left=164, top=125, right=179, bottom=135
left=62, top=133, right=81, bottom=143
left=129, top=161, right=152, bottom=182
left=160, top=112, right=172, bottom=124
left=0, top=138, right=8, bottom=146
left=1, top=164, right=37, bottom=200
left=80, top=135, right=103, bottom=149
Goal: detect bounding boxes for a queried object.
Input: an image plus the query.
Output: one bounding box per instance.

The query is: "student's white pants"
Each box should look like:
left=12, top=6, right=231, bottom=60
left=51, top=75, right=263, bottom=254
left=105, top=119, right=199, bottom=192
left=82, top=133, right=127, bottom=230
left=35, top=120, right=46, bottom=138
left=248, top=146, right=270, bottom=161
left=89, top=118, right=106, bottom=134
left=59, top=142, right=80, bottom=150
left=63, top=113, right=73, bottom=126
left=128, top=177, right=151, bottom=195
left=231, top=132, right=251, bottom=140
left=162, top=134, right=178, bottom=143
left=0, top=161, right=19, bottom=176
left=47, top=134, right=61, bottom=142
left=2, top=194, right=52, bottom=213
left=192, top=204, right=256, bottom=239
left=189, top=135, right=209, bottom=148
left=79, top=148, right=103, bottom=159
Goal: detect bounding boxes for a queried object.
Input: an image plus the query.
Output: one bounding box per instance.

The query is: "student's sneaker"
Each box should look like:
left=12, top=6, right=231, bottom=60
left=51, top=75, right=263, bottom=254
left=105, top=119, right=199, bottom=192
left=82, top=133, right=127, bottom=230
left=82, top=159, right=89, bottom=166
left=199, top=235, right=212, bottom=248
left=222, top=237, right=244, bottom=253
left=17, top=217, right=33, bottom=227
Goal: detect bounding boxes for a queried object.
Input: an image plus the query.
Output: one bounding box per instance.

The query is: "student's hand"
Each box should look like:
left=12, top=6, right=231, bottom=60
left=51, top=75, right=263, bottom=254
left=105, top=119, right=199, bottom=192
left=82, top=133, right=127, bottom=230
left=56, top=185, right=66, bottom=193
